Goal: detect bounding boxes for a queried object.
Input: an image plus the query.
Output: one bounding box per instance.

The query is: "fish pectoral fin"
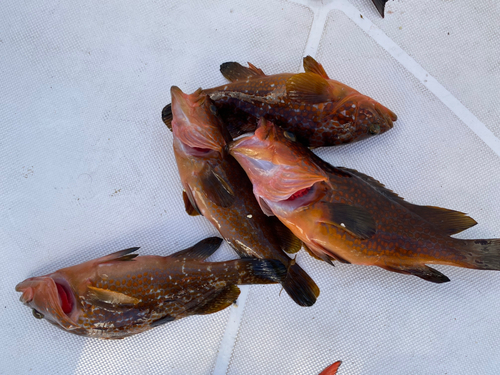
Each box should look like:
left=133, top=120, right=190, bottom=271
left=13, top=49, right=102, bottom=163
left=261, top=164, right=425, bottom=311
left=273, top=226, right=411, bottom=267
left=192, top=285, right=241, bottom=315
left=302, top=243, right=325, bottom=262
left=270, top=217, right=302, bottom=254
left=380, top=264, right=451, bottom=283
left=183, top=190, right=201, bottom=216
left=150, top=314, right=176, bottom=327
left=168, top=237, right=223, bottom=260
left=303, top=56, right=330, bottom=79
left=219, top=61, right=266, bottom=82
left=409, top=205, right=477, bottom=236
left=318, top=202, right=376, bottom=240
left=162, top=103, right=173, bottom=131
left=286, top=73, right=331, bottom=103
left=87, top=286, right=141, bottom=307
left=199, top=167, right=235, bottom=208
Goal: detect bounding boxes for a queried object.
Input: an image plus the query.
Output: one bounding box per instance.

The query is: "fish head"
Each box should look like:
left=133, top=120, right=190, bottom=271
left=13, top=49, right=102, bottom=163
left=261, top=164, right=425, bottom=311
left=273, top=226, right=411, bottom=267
left=230, top=119, right=328, bottom=206
left=170, top=86, right=229, bottom=158
left=15, top=273, right=80, bottom=331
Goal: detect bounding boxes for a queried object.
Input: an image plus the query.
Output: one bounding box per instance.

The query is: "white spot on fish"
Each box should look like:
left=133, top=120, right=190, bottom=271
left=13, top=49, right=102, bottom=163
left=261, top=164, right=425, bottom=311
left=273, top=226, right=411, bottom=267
left=352, top=104, right=356, bottom=108
left=247, top=214, right=253, bottom=218
left=207, top=266, right=212, bottom=272
left=340, top=223, right=346, bottom=227
left=224, top=86, right=228, bottom=90
left=270, top=84, right=275, bottom=87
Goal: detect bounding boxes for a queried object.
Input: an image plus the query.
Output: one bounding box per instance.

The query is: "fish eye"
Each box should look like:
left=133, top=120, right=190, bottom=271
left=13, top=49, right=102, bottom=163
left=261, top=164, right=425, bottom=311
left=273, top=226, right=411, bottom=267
left=369, top=124, right=380, bottom=135
left=32, top=309, right=44, bottom=319
left=209, top=105, right=217, bottom=115
left=283, top=131, right=296, bottom=142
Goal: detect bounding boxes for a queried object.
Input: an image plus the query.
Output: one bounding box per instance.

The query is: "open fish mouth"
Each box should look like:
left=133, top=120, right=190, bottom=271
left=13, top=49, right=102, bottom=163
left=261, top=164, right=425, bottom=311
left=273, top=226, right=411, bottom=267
left=53, top=279, right=74, bottom=315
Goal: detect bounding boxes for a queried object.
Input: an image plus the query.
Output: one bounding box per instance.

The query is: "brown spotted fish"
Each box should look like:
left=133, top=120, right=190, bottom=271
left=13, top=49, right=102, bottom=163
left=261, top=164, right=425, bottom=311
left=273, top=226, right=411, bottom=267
left=162, top=56, right=396, bottom=147
left=168, top=86, right=319, bottom=306
left=15, top=237, right=286, bottom=339
left=230, top=119, right=500, bottom=283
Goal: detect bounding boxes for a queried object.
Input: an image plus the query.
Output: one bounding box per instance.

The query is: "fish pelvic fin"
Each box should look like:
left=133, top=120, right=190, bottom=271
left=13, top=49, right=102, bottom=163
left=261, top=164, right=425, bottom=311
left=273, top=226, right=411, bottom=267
left=318, top=202, right=376, bottom=240
left=283, top=261, right=320, bottom=307
left=220, top=61, right=266, bottom=82
left=162, top=103, right=173, bottom=131
left=183, top=190, right=201, bottom=216
left=169, top=237, right=223, bottom=261
left=192, top=285, right=241, bottom=315
left=286, top=73, right=331, bottom=103
left=150, top=314, right=176, bottom=327
left=380, top=264, right=450, bottom=283
left=461, top=239, right=500, bottom=271
left=319, top=361, right=342, bottom=375
left=303, top=56, right=330, bottom=79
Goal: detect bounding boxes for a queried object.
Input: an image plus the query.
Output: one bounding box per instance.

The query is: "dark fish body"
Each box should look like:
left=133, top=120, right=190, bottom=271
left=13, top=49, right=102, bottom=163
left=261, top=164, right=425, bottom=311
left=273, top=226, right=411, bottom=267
left=163, top=56, right=396, bottom=148
left=230, top=120, right=500, bottom=283
left=169, top=87, right=319, bottom=306
left=16, top=238, right=286, bottom=339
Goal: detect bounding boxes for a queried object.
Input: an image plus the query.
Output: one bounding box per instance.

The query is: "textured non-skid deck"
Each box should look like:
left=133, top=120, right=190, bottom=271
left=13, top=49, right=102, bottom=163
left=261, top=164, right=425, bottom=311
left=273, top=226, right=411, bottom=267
left=1, top=0, right=499, bottom=374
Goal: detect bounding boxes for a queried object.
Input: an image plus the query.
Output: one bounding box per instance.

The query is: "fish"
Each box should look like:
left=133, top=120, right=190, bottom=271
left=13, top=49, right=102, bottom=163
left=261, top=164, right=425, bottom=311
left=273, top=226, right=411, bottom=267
left=168, top=86, right=319, bottom=306
left=319, top=361, right=342, bottom=375
left=162, top=56, right=396, bottom=148
left=15, top=237, right=287, bottom=339
left=230, top=119, right=500, bottom=283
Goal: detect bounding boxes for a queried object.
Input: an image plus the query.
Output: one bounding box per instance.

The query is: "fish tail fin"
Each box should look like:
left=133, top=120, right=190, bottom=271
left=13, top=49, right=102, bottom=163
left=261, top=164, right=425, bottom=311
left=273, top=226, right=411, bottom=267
left=461, top=239, right=500, bottom=270
left=237, top=259, right=287, bottom=284
left=282, top=262, right=320, bottom=307
left=162, top=103, right=173, bottom=131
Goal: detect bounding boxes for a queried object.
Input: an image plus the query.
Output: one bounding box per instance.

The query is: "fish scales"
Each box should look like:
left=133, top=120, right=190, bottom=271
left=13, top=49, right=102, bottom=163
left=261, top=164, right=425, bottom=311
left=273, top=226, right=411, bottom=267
left=169, top=86, right=319, bottom=306
left=230, top=120, right=500, bottom=283
left=16, top=238, right=287, bottom=339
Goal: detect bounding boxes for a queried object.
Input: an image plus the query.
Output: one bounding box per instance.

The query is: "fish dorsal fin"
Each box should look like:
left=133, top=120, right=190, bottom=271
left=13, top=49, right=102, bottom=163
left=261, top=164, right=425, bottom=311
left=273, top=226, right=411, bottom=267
left=169, top=237, right=223, bottom=260
left=162, top=103, right=173, bottom=131
left=270, top=217, right=302, bottom=254
left=183, top=190, right=201, bottom=216
left=87, top=286, right=141, bottom=306
left=303, top=56, right=330, bottom=79
left=220, top=61, right=266, bottom=82
left=286, top=73, right=331, bottom=103
left=99, top=247, right=140, bottom=263
left=318, top=202, right=376, bottom=240
left=407, top=205, right=477, bottom=235
left=192, top=285, right=241, bottom=315
left=200, top=166, right=235, bottom=208
left=339, top=167, right=477, bottom=235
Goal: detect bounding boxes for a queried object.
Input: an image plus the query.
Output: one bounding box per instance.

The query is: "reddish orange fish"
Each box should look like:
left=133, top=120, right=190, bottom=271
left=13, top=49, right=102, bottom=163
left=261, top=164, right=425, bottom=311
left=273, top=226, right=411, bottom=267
left=230, top=119, right=500, bottom=283
left=15, top=237, right=286, bottom=339
left=319, top=361, right=342, bottom=375
left=169, top=86, right=319, bottom=306
left=163, top=56, right=396, bottom=147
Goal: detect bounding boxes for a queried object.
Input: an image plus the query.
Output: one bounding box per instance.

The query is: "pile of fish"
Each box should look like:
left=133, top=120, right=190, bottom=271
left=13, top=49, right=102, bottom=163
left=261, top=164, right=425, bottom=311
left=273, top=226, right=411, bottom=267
left=16, top=57, right=500, bottom=341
